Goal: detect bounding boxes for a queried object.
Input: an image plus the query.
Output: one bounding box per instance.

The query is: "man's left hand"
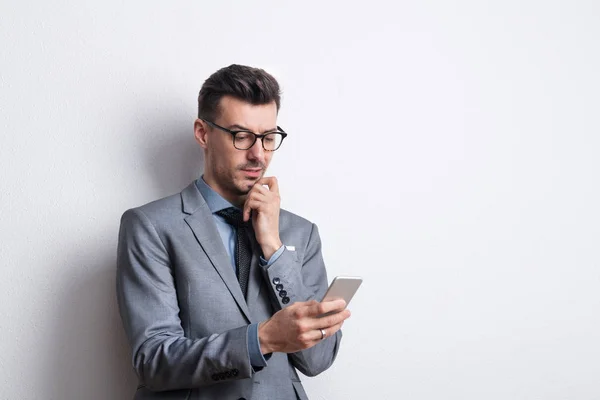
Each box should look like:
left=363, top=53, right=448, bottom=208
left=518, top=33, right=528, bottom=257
left=243, top=176, right=282, bottom=259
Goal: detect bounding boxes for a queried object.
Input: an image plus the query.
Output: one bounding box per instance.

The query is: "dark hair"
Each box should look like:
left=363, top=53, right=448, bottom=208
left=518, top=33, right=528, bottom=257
left=198, top=64, right=281, bottom=121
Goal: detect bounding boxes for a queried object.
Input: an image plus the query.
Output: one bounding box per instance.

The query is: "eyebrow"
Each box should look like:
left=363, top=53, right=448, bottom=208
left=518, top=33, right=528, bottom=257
left=227, top=124, right=279, bottom=133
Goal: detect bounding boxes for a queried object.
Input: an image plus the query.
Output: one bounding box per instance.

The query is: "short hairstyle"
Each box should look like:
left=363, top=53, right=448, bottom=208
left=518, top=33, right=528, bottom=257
left=197, top=64, right=281, bottom=121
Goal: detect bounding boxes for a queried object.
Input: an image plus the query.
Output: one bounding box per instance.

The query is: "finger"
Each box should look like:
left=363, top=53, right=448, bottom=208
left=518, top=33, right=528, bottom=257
left=248, top=181, right=267, bottom=194
left=252, top=182, right=271, bottom=195
left=244, top=199, right=264, bottom=213
left=245, top=181, right=270, bottom=203
left=246, top=189, right=268, bottom=202
left=308, top=320, right=344, bottom=344
left=307, top=310, right=349, bottom=332
left=325, top=321, right=344, bottom=336
left=289, top=300, right=318, bottom=319
left=243, top=186, right=267, bottom=219
left=243, top=199, right=255, bottom=222
left=243, top=201, right=251, bottom=221
left=316, top=309, right=351, bottom=330
left=258, top=176, right=279, bottom=193
left=308, top=299, right=347, bottom=317
left=243, top=199, right=260, bottom=221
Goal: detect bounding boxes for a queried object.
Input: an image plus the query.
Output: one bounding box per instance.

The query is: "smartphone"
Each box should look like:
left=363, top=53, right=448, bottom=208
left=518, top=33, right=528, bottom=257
left=319, top=276, right=362, bottom=316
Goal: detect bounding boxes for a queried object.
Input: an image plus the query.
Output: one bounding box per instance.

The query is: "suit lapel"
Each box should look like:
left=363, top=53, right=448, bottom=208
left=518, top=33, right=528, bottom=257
left=181, top=183, right=253, bottom=323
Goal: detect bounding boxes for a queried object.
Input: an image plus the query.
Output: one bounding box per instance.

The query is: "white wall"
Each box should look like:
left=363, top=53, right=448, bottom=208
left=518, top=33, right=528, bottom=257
left=1, top=1, right=599, bottom=399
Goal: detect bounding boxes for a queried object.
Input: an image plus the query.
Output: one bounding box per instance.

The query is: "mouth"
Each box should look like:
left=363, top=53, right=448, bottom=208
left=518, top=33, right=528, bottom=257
left=241, top=168, right=262, bottom=178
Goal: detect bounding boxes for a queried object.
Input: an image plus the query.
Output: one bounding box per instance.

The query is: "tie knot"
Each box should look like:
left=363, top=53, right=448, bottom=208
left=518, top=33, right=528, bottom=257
left=216, top=207, right=247, bottom=228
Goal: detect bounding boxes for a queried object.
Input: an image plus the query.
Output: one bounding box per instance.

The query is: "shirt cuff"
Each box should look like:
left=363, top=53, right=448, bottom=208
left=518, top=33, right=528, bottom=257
left=259, top=245, right=285, bottom=267
left=248, top=323, right=269, bottom=370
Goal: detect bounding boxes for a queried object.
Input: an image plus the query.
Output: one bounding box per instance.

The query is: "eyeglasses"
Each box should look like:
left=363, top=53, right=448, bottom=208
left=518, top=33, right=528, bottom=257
left=201, top=119, right=288, bottom=151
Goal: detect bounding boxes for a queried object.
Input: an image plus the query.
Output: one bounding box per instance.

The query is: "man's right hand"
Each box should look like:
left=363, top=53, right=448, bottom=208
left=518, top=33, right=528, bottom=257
left=258, top=299, right=350, bottom=354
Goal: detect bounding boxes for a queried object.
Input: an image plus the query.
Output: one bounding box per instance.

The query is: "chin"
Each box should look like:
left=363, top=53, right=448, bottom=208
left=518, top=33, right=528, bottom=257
left=232, top=180, right=254, bottom=195
left=233, top=169, right=264, bottom=193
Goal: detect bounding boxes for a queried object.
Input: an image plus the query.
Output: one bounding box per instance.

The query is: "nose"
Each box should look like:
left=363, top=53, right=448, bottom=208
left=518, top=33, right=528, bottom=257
left=246, top=138, right=265, bottom=162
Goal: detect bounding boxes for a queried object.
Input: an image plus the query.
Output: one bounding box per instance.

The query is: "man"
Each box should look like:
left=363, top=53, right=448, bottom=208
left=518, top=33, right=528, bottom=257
left=116, top=64, right=351, bottom=400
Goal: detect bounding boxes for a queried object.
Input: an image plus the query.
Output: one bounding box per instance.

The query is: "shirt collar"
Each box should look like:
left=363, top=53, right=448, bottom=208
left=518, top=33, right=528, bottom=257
left=195, top=176, right=237, bottom=214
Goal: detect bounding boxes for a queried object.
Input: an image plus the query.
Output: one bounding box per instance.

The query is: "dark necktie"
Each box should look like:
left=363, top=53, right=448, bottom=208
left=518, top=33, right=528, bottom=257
left=215, top=207, right=252, bottom=298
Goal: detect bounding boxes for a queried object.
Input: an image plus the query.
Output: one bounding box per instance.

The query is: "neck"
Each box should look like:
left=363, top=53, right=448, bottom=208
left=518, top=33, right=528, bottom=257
left=202, top=173, right=246, bottom=208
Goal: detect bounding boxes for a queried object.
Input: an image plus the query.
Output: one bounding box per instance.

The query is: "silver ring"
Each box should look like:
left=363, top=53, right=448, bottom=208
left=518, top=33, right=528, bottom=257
left=320, top=328, right=326, bottom=340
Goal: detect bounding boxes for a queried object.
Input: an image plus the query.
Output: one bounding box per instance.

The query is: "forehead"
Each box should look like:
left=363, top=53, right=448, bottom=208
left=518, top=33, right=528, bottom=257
left=217, top=96, right=278, bottom=130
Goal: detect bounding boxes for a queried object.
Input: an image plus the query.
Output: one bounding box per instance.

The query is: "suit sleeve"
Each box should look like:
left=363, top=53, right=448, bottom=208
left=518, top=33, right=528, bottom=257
left=260, top=222, right=343, bottom=377
left=116, top=208, right=253, bottom=391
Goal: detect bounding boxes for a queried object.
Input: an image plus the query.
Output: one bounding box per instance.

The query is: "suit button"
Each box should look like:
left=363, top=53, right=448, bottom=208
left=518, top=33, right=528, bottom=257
left=211, top=373, right=218, bottom=381
left=275, top=284, right=284, bottom=291
left=282, top=296, right=290, bottom=304
left=272, top=277, right=281, bottom=285
left=279, top=290, right=287, bottom=297
left=232, top=368, right=239, bottom=376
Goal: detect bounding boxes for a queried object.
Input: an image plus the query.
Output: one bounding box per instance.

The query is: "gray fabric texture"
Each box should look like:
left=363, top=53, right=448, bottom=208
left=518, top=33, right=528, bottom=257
left=116, top=182, right=342, bottom=399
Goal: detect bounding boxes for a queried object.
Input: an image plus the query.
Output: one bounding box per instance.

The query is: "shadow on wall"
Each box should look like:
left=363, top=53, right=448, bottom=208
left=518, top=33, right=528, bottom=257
left=40, top=249, right=137, bottom=400
left=37, top=116, right=205, bottom=399
left=143, top=117, right=205, bottom=198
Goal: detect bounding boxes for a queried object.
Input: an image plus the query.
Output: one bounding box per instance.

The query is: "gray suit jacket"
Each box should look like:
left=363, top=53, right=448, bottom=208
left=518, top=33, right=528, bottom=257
left=116, top=182, right=342, bottom=400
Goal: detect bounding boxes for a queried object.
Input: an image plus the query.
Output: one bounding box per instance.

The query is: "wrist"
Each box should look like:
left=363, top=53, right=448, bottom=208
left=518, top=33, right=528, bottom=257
left=258, top=320, right=275, bottom=354
left=260, top=238, right=283, bottom=260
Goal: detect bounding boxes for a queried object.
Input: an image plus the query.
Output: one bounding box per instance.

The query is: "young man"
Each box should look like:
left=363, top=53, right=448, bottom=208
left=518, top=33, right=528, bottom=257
left=116, top=64, right=350, bottom=400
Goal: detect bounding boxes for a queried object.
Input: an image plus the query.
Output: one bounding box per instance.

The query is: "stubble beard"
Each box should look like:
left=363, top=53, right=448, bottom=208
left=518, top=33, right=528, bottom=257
left=234, top=161, right=266, bottom=193
left=210, top=152, right=267, bottom=198
left=222, top=166, right=265, bottom=197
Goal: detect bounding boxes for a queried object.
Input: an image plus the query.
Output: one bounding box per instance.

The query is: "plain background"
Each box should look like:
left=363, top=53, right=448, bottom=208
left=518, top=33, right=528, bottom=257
left=1, top=1, right=599, bottom=399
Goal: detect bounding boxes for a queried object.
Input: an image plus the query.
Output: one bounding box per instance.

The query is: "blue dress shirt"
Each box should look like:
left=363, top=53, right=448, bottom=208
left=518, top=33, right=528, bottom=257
left=195, top=177, right=284, bottom=369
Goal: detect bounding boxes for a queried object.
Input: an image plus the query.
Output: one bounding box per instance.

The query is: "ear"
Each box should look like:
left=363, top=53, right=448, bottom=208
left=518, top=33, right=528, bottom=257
left=194, top=119, right=209, bottom=149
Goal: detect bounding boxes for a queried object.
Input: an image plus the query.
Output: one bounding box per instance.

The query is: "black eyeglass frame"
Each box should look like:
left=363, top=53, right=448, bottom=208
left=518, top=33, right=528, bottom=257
left=200, top=118, right=288, bottom=151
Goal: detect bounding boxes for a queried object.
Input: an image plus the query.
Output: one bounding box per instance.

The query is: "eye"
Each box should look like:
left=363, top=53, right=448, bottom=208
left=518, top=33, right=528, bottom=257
left=235, top=132, right=253, bottom=141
